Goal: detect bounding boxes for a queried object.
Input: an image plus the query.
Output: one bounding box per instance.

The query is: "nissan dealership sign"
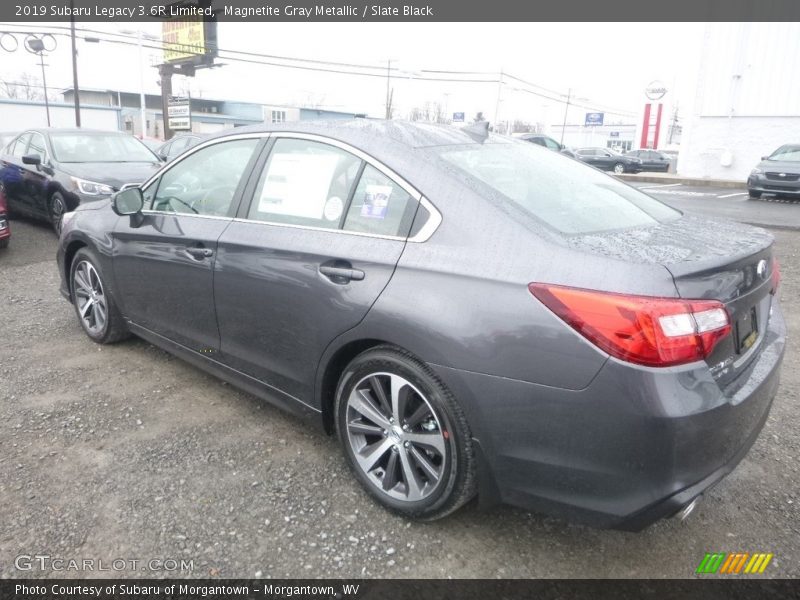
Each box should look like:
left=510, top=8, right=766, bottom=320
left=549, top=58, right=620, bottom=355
left=645, top=81, right=668, bottom=101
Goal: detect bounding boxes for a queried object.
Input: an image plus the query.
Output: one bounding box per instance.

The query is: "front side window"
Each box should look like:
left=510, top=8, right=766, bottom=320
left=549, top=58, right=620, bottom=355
left=541, top=137, right=561, bottom=151
left=150, top=138, right=259, bottom=217
left=435, top=141, right=680, bottom=235
left=249, top=138, right=361, bottom=228
left=11, top=133, right=32, bottom=158
left=27, top=133, right=48, bottom=162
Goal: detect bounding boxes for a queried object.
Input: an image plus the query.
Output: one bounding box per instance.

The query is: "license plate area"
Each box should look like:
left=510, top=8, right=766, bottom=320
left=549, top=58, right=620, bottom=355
left=735, top=306, right=758, bottom=354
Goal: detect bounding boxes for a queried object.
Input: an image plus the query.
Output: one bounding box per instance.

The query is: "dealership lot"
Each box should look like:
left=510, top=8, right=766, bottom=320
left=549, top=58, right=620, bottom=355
left=0, top=215, right=798, bottom=579
left=630, top=182, right=800, bottom=229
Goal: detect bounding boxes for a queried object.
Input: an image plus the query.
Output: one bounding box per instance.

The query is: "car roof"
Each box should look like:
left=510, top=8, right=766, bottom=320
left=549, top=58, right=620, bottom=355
left=205, top=120, right=504, bottom=156
left=20, top=128, right=133, bottom=136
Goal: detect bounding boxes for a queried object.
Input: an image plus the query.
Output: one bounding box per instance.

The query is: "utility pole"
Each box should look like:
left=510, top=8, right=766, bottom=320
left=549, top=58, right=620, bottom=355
left=493, top=69, right=503, bottom=133
left=69, top=0, right=81, bottom=127
left=25, top=38, right=51, bottom=127
left=560, top=88, right=572, bottom=146
left=159, top=64, right=175, bottom=141
left=384, top=59, right=393, bottom=119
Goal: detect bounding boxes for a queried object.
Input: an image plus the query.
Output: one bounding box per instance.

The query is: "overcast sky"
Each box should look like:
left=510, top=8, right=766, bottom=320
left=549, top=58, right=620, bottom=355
left=0, top=22, right=704, bottom=127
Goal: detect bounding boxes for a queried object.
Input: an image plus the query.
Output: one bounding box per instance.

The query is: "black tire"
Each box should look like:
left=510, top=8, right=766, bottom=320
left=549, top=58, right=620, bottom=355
left=69, top=248, right=130, bottom=344
left=49, top=191, right=69, bottom=235
left=748, top=190, right=762, bottom=200
left=0, top=238, right=8, bottom=249
left=335, top=345, right=476, bottom=520
left=613, top=162, right=626, bottom=175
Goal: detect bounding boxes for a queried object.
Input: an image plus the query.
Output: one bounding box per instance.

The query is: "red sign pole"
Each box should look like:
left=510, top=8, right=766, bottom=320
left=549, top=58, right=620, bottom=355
left=640, top=103, right=651, bottom=149
left=653, top=103, right=664, bottom=150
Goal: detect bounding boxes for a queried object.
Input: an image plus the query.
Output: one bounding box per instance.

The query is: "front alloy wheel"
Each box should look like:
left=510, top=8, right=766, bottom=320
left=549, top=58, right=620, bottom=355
left=336, top=346, right=476, bottom=520
left=50, top=192, right=67, bottom=235
left=69, top=248, right=130, bottom=344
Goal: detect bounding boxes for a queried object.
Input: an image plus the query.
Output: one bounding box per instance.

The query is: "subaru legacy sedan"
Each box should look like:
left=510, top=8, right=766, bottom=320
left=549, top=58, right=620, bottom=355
left=56, top=121, right=784, bottom=529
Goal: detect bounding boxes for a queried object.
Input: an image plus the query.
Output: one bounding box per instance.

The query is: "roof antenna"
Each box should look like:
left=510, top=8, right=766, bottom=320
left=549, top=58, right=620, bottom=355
left=461, top=120, right=490, bottom=142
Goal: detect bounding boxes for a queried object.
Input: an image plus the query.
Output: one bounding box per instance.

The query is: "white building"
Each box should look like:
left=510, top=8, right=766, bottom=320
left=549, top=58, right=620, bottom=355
left=678, top=23, right=800, bottom=181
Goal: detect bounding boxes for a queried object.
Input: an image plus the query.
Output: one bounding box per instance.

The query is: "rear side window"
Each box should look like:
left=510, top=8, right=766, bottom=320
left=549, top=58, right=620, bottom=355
left=342, top=165, right=416, bottom=237
left=435, top=141, right=680, bottom=235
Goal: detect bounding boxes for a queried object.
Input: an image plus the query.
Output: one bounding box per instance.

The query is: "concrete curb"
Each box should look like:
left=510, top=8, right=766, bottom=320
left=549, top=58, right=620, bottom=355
left=615, top=173, right=746, bottom=189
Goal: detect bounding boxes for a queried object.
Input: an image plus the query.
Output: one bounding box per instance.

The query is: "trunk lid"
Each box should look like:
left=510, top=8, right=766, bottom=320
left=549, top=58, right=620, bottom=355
left=567, top=214, right=776, bottom=387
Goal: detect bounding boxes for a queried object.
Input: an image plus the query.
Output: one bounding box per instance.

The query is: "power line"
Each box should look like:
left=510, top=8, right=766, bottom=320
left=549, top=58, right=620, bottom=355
left=0, top=22, right=638, bottom=117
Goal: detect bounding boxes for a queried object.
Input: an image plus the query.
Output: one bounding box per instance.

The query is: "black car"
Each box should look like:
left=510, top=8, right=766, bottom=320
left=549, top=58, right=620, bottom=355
left=0, top=129, right=161, bottom=233
left=626, top=149, right=672, bottom=173
left=516, top=133, right=575, bottom=158
left=575, top=147, right=642, bottom=174
left=56, top=121, right=784, bottom=529
left=748, top=144, right=800, bottom=199
left=156, top=133, right=204, bottom=163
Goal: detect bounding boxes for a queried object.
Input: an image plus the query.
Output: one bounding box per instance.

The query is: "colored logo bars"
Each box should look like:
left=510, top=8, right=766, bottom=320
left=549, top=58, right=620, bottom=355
left=696, top=552, right=774, bottom=574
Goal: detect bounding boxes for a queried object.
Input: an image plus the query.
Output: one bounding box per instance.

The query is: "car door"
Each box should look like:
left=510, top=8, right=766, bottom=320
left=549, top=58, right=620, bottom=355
left=0, top=133, right=33, bottom=214
left=111, top=136, right=263, bottom=352
left=21, top=132, right=53, bottom=215
left=596, top=150, right=615, bottom=170
left=214, top=134, right=422, bottom=405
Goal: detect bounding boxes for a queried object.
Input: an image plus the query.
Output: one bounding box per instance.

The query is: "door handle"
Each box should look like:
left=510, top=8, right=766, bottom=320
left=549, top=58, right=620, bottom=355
left=319, top=263, right=365, bottom=283
left=185, top=246, right=214, bottom=260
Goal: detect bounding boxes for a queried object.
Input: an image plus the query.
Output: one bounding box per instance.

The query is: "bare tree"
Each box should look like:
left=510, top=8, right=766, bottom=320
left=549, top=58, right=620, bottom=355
left=0, top=72, right=44, bottom=101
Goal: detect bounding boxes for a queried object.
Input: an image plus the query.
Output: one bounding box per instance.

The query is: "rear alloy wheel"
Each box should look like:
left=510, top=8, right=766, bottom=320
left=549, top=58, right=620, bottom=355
left=49, top=192, right=68, bottom=235
left=613, top=162, right=626, bottom=174
left=335, top=346, right=476, bottom=520
left=70, top=248, right=130, bottom=344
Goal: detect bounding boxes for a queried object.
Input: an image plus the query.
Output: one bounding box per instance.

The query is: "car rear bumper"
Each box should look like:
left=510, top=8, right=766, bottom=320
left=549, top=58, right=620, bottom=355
left=429, top=302, right=785, bottom=530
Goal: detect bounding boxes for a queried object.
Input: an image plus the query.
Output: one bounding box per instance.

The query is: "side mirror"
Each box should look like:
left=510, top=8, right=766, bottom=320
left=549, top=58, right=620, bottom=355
left=112, top=187, right=144, bottom=216
left=158, top=153, right=168, bottom=162
left=761, top=156, right=769, bottom=161
left=22, top=154, right=42, bottom=166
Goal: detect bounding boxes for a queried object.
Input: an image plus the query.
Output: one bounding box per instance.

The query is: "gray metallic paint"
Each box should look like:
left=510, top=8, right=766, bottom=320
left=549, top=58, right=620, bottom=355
left=56, top=120, right=785, bottom=529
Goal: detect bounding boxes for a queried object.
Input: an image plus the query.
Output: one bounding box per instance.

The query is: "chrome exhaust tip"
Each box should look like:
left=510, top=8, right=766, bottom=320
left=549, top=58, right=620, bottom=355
left=674, top=497, right=700, bottom=521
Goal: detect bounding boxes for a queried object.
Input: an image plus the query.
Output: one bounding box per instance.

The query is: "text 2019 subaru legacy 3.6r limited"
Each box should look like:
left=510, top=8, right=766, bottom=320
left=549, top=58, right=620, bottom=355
left=56, top=121, right=784, bottom=529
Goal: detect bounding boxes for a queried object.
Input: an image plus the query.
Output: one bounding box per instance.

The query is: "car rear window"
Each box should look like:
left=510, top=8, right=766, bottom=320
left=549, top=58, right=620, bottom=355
left=435, top=141, right=680, bottom=234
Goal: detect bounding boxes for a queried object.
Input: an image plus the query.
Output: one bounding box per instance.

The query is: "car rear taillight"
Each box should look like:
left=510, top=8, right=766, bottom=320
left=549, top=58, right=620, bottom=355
left=529, top=283, right=731, bottom=368
left=771, top=257, right=781, bottom=295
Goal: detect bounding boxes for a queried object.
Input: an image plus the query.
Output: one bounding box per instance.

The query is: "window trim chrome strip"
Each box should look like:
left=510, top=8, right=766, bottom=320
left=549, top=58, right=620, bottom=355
left=137, top=130, right=443, bottom=243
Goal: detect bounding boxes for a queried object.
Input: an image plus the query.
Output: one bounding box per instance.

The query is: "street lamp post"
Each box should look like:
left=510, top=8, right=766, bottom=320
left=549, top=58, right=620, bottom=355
left=119, top=29, right=158, bottom=138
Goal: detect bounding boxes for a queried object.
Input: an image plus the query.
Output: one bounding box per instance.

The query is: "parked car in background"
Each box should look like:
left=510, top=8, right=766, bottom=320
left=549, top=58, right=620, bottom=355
left=0, top=180, right=10, bottom=249
left=515, top=133, right=576, bottom=158
left=575, top=147, right=642, bottom=174
left=748, top=144, right=800, bottom=199
left=57, top=121, right=784, bottom=529
left=0, top=129, right=161, bottom=233
left=156, top=133, right=204, bottom=163
left=626, top=149, right=671, bottom=172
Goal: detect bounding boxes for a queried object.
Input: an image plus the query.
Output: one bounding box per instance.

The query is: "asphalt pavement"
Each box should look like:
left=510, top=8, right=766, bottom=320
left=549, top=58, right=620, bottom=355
left=630, top=182, right=800, bottom=230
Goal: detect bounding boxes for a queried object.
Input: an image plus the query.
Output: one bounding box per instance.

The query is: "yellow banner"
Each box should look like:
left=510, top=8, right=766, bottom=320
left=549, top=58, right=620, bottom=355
left=162, top=20, right=206, bottom=64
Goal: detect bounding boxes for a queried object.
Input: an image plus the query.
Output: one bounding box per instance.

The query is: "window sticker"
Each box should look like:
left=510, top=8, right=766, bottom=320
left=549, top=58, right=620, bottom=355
left=323, top=196, right=344, bottom=221
left=258, top=153, right=340, bottom=219
left=360, top=184, right=392, bottom=219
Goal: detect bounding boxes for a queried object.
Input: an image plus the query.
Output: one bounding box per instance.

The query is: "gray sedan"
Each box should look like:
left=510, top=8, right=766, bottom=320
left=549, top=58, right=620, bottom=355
left=56, top=120, right=785, bottom=529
